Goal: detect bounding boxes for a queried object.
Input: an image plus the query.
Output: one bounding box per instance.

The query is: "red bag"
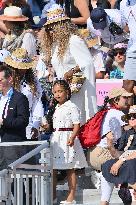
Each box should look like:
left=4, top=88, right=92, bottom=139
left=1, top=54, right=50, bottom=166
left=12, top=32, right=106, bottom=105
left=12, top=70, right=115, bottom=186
left=78, top=109, right=109, bottom=148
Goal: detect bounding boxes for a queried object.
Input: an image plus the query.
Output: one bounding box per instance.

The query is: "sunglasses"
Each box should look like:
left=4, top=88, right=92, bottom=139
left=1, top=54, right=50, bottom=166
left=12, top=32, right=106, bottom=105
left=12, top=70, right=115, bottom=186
left=128, top=113, right=136, bottom=120
left=114, top=51, right=126, bottom=56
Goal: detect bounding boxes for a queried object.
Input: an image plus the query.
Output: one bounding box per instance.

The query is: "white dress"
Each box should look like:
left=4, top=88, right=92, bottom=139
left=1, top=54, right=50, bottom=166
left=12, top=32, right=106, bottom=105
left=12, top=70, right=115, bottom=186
left=51, top=100, right=88, bottom=170
left=51, top=35, right=97, bottom=125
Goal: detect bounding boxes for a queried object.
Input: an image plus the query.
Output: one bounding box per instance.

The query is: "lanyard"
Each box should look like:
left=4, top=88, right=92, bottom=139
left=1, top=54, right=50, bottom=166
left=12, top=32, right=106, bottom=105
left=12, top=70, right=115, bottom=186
left=1, top=87, right=14, bottom=119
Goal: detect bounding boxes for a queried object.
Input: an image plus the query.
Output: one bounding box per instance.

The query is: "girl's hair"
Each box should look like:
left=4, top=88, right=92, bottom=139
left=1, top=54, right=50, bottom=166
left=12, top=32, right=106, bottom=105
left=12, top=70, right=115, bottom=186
left=53, top=79, right=71, bottom=100
left=11, top=67, right=37, bottom=96
left=46, top=79, right=71, bottom=129
left=40, top=20, right=79, bottom=64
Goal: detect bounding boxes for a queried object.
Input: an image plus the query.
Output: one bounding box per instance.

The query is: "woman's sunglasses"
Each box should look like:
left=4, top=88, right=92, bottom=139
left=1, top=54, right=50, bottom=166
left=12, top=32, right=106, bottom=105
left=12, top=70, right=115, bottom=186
left=114, top=51, right=126, bottom=56
left=128, top=113, right=136, bottom=120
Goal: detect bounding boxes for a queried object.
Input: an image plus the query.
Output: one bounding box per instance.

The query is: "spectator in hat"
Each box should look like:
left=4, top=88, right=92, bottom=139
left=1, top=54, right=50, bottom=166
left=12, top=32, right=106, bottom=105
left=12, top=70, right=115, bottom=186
left=0, top=6, right=37, bottom=57
left=87, top=87, right=133, bottom=205
left=102, top=105, right=136, bottom=204
left=87, top=7, right=127, bottom=45
left=105, top=43, right=127, bottom=79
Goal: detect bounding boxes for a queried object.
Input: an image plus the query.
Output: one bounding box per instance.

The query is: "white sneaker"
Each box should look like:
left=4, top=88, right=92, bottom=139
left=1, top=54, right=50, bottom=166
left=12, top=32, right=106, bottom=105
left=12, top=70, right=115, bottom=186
left=60, top=200, right=76, bottom=204
left=53, top=198, right=57, bottom=204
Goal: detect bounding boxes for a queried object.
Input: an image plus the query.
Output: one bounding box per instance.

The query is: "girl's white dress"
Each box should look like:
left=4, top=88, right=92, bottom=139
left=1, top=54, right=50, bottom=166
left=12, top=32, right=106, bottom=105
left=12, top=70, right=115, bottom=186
left=51, top=35, right=97, bottom=125
left=51, top=100, right=88, bottom=170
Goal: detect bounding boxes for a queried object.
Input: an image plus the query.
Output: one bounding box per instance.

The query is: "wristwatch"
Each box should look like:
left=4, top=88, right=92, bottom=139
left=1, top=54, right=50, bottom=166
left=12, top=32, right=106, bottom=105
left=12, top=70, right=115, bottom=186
left=120, top=157, right=126, bottom=163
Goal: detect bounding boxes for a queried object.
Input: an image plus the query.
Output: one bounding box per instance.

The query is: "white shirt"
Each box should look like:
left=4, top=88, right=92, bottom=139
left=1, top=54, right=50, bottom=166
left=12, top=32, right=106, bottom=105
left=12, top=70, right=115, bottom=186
left=20, top=80, right=44, bottom=130
left=98, top=109, right=125, bottom=148
left=0, top=88, right=13, bottom=119
left=120, top=0, right=136, bottom=52
left=91, top=48, right=106, bottom=73
left=87, top=9, right=127, bottom=45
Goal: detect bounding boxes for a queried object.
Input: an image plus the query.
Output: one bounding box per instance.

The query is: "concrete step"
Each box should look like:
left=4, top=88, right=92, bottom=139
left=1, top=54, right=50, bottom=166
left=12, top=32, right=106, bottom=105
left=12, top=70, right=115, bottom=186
left=56, top=188, right=123, bottom=205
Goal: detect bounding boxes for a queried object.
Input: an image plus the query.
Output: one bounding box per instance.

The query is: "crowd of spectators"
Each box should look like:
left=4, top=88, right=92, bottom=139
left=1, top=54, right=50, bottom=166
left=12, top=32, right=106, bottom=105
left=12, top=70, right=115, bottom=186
left=0, top=0, right=136, bottom=205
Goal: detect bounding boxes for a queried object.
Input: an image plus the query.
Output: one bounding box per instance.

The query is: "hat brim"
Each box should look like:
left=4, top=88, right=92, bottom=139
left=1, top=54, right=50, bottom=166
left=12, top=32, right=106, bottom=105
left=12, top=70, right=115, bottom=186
left=122, top=92, right=133, bottom=97
left=4, top=56, right=34, bottom=69
left=92, top=20, right=106, bottom=30
left=0, top=15, right=28, bottom=21
left=44, top=17, right=70, bottom=26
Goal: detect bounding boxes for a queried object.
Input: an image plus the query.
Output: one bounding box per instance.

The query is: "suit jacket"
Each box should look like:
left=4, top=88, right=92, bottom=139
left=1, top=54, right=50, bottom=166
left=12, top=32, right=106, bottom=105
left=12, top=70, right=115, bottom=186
left=0, top=89, right=30, bottom=142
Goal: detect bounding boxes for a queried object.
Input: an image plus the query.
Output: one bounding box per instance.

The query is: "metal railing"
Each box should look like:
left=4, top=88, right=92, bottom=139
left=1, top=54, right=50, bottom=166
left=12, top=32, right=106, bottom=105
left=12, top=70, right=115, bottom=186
left=0, top=141, right=53, bottom=205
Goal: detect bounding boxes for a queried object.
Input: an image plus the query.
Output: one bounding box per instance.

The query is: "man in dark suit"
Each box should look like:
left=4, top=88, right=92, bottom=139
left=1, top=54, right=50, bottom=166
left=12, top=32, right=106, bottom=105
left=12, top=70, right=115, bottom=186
left=0, top=64, right=30, bottom=169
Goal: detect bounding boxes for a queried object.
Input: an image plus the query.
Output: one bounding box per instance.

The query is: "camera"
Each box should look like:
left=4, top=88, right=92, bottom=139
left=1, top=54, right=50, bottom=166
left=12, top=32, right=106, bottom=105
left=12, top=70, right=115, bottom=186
left=109, top=22, right=123, bottom=36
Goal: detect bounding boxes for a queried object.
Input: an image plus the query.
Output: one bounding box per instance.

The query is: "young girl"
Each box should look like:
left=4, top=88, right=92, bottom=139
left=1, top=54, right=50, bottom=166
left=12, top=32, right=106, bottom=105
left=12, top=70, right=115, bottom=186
left=49, top=79, right=87, bottom=204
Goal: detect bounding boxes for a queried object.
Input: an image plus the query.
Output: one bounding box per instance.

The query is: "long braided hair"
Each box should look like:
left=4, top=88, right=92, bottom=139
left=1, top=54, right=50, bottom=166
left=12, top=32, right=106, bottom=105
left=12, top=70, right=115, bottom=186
left=11, top=68, right=37, bottom=96
left=40, top=20, right=79, bottom=64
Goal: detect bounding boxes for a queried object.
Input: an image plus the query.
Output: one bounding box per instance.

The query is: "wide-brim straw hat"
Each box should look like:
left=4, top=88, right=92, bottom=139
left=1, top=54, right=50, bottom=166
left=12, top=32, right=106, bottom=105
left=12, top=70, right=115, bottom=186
left=44, top=4, right=70, bottom=26
left=0, top=6, right=28, bottom=21
left=4, top=48, right=34, bottom=70
left=108, top=88, right=133, bottom=100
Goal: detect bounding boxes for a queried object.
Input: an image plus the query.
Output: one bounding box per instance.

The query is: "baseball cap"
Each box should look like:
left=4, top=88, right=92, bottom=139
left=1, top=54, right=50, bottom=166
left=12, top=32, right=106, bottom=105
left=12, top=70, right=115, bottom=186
left=91, top=8, right=107, bottom=30
left=109, top=88, right=133, bottom=99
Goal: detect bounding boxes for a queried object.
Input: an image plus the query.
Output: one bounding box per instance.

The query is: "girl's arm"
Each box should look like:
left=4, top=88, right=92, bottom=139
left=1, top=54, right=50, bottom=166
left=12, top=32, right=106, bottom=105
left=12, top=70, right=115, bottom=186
left=71, top=0, right=90, bottom=25
left=67, top=123, right=80, bottom=147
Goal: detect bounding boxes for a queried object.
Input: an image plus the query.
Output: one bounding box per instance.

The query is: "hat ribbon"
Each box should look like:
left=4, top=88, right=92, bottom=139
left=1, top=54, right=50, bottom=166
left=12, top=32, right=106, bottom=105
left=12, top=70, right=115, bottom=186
left=11, top=55, right=32, bottom=63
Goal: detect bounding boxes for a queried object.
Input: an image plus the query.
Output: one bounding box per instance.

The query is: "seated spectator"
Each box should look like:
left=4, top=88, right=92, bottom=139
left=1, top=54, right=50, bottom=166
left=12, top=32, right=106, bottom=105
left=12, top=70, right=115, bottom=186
left=105, top=43, right=127, bottom=79
left=87, top=87, right=133, bottom=205
left=102, top=105, right=136, bottom=203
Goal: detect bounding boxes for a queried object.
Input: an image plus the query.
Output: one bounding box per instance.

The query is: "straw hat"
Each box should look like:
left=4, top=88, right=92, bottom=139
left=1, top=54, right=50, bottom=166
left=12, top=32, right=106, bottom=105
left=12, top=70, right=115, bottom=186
left=0, top=6, right=28, bottom=21
left=108, top=88, right=133, bottom=100
left=122, top=105, right=136, bottom=122
left=44, top=4, right=70, bottom=26
left=4, top=48, right=34, bottom=70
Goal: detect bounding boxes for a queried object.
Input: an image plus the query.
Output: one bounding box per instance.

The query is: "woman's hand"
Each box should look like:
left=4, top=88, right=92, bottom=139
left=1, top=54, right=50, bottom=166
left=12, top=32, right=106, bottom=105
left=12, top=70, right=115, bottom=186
left=67, top=137, right=75, bottom=147
left=64, top=70, right=74, bottom=81
left=110, top=159, right=123, bottom=176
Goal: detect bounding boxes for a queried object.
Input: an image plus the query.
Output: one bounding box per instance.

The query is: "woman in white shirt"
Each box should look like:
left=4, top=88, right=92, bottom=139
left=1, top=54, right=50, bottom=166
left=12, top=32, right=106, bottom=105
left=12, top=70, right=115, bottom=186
left=40, top=4, right=97, bottom=125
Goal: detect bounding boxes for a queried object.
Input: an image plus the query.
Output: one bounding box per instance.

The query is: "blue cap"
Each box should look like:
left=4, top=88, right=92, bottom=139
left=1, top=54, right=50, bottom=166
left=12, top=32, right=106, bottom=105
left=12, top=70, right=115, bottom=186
left=91, top=8, right=107, bottom=30
left=31, top=17, right=47, bottom=29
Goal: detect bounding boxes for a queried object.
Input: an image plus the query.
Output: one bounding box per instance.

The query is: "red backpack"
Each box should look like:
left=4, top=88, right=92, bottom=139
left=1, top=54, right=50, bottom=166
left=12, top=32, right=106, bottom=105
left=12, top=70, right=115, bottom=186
left=78, top=108, right=109, bottom=148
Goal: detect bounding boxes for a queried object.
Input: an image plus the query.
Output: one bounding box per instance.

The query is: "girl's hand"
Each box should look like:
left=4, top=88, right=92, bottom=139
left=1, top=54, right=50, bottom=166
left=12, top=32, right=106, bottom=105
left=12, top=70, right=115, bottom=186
left=67, top=137, right=75, bottom=147
left=110, top=159, right=123, bottom=176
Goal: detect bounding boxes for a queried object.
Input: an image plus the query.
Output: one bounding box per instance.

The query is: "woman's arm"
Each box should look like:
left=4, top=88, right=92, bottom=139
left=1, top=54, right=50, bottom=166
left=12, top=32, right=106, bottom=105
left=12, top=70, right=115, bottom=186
left=71, top=0, right=90, bottom=25
left=110, top=152, right=136, bottom=176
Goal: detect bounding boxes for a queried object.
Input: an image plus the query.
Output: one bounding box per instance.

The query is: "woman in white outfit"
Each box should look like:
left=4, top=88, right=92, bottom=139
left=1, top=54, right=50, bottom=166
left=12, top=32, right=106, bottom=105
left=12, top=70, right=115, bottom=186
left=40, top=4, right=97, bottom=125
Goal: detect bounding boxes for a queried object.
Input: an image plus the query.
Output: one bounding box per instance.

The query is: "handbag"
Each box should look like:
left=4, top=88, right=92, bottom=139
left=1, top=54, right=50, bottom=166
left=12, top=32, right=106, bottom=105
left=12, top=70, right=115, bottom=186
left=69, top=72, right=86, bottom=94
left=78, top=29, right=99, bottom=48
